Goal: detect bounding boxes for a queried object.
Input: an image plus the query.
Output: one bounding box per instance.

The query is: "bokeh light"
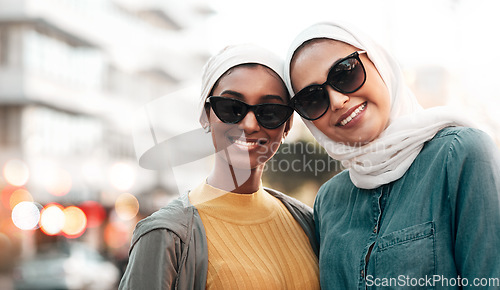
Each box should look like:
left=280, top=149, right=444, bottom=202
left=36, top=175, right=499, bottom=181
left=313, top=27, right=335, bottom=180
left=11, top=201, right=41, bottom=230
left=2, top=159, right=30, bottom=187
left=104, top=221, right=129, bottom=249
left=62, top=206, right=87, bottom=238
left=81, top=160, right=104, bottom=186
left=44, top=168, right=73, bottom=197
left=1, top=185, right=23, bottom=210
left=109, top=162, right=136, bottom=191
left=39, top=203, right=65, bottom=235
left=9, top=189, right=34, bottom=210
left=115, top=193, right=139, bottom=221
left=79, top=200, right=106, bottom=228
left=33, top=161, right=73, bottom=197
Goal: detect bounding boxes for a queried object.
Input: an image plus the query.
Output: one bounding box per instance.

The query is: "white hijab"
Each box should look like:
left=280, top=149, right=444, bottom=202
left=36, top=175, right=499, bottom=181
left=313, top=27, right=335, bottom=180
left=199, top=43, right=287, bottom=129
left=284, top=21, right=474, bottom=189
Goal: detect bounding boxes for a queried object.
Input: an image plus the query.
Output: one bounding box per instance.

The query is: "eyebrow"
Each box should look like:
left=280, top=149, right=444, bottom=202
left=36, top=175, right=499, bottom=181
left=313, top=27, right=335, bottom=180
left=219, top=90, right=244, bottom=98
left=219, top=90, right=286, bottom=102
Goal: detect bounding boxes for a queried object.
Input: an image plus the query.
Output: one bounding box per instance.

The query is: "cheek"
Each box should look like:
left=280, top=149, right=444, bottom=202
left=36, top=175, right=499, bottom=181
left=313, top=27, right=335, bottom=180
left=375, top=86, right=391, bottom=129
left=380, top=103, right=391, bottom=129
left=364, top=71, right=391, bottom=126
left=270, top=127, right=284, bottom=141
left=210, top=120, right=230, bottom=150
left=210, top=129, right=220, bottom=152
left=266, top=129, right=284, bottom=150
left=312, top=116, right=338, bottom=140
left=257, top=128, right=285, bottom=160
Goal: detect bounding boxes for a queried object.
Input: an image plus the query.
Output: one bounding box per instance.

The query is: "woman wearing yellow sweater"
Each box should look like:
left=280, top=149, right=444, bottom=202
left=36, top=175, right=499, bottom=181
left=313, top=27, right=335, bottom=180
left=119, top=44, right=320, bottom=289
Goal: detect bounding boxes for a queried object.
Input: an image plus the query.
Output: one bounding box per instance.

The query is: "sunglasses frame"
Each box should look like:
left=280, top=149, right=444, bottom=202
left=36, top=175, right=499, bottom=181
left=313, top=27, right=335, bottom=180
left=205, top=96, right=293, bottom=129
left=290, top=50, right=367, bottom=121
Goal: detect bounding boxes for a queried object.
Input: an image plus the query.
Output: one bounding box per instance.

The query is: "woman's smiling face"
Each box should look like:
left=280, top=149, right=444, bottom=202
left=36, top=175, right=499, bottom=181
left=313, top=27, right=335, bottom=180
left=208, top=64, right=291, bottom=170
left=290, top=39, right=391, bottom=146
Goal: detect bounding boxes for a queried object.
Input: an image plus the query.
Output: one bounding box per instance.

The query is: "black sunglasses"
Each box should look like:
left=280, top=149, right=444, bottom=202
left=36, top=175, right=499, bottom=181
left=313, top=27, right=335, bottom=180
left=206, top=96, right=293, bottom=129
left=290, top=51, right=367, bottom=121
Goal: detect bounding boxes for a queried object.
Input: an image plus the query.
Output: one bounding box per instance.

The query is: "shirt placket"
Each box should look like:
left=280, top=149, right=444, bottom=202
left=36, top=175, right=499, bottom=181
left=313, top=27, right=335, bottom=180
left=359, top=188, right=384, bottom=290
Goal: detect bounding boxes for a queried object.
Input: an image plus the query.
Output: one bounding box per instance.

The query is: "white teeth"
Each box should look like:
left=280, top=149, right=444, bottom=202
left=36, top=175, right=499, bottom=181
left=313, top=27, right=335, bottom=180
left=340, top=103, right=366, bottom=126
left=233, top=139, right=258, bottom=146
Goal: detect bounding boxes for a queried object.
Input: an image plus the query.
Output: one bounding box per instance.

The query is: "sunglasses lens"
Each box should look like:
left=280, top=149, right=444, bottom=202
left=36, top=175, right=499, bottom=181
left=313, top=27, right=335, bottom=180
left=212, top=98, right=246, bottom=123
left=210, top=97, right=291, bottom=129
left=255, top=105, right=293, bottom=129
left=292, top=86, right=329, bottom=120
left=328, top=57, right=365, bottom=93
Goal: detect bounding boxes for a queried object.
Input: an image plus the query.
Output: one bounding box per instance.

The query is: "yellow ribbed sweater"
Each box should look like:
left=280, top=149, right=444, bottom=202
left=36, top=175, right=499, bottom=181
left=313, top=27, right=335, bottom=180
left=189, top=182, right=319, bottom=289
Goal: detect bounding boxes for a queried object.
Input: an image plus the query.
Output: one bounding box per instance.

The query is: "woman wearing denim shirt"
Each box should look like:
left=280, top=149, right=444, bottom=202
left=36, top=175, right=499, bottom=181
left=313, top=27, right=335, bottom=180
left=284, top=21, right=500, bottom=289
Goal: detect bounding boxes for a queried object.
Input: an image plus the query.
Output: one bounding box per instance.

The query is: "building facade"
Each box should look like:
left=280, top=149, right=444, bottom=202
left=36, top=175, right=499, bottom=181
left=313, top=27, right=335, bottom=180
left=0, top=0, right=212, bottom=278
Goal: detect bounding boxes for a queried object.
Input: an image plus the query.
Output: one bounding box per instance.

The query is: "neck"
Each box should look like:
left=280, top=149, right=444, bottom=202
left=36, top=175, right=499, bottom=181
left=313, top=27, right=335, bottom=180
left=207, top=158, right=264, bottom=194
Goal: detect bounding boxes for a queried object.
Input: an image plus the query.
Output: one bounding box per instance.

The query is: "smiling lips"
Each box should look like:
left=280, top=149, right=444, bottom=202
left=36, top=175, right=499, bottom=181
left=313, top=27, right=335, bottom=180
left=336, top=102, right=367, bottom=126
left=229, top=136, right=267, bottom=149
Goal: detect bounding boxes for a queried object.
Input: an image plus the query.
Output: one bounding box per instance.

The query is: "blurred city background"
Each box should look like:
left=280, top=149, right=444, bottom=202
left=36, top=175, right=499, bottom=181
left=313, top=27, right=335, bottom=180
left=0, top=0, right=499, bottom=289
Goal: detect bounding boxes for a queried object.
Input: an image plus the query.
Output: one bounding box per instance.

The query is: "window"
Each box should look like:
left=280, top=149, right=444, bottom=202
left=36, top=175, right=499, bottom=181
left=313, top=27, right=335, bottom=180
left=22, top=28, right=103, bottom=89
left=0, top=106, right=22, bottom=147
left=22, top=106, right=103, bottom=156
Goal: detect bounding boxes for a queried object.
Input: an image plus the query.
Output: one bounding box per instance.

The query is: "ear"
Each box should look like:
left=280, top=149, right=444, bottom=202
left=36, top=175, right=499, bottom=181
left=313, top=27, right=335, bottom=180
left=200, top=103, right=211, bottom=129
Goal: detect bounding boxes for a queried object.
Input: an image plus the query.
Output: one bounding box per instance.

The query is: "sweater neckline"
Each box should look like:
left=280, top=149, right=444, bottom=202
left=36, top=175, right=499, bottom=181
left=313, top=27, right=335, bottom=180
left=189, top=181, right=278, bottom=224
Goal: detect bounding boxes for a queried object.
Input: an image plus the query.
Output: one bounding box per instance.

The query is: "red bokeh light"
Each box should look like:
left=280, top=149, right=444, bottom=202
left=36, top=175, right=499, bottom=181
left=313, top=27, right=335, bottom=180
left=1, top=185, right=24, bottom=210
left=78, top=200, right=106, bottom=228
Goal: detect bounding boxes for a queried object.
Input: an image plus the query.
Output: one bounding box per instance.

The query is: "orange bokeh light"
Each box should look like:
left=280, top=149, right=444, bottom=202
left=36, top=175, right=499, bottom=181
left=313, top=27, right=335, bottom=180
left=104, top=221, right=129, bottom=249
left=62, top=206, right=87, bottom=238
left=115, top=193, right=139, bottom=221
left=9, top=189, right=33, bottom=210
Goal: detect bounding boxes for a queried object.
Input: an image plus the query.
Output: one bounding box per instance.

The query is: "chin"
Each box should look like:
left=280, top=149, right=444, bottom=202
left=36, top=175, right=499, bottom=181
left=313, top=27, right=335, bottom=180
left=226, top=154, right=269, bottom=170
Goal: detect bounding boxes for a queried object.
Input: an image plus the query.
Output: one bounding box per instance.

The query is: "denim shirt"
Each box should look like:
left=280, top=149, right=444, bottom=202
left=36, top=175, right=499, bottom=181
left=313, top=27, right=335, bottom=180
left=314, top=127, right=500, bottom=289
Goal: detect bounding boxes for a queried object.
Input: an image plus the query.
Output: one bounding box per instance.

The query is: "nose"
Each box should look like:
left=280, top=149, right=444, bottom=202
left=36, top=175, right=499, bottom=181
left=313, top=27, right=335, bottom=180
left=238, top=110, right=260, bottom=133
left=326, top=86, right=349, bottom=111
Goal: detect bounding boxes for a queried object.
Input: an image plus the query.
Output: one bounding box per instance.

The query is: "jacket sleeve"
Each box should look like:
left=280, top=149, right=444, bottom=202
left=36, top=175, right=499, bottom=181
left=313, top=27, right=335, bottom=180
left=119, top=229, right=182, bottom=290
left=447, top=128, right=500, bottom=285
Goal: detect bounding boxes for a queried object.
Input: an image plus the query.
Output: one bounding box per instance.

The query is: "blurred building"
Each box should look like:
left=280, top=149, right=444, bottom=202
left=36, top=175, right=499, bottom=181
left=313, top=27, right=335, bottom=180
left=0, top=0, right=213, bottom=274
